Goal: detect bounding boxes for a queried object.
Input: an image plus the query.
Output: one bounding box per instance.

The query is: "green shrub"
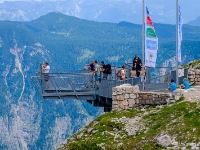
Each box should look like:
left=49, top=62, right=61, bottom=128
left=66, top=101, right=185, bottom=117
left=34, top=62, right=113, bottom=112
left=177, top=96, right=185, bottom=102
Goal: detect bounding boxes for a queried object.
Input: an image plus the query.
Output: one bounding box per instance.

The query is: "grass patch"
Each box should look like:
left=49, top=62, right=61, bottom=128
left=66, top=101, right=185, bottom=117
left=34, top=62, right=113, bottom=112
left=181, top=59, right=200, bottom=69
left=176, top=96, right=185, bottom=102
left=58, top=102, right=200, bottom=150
left=64, top=141, right=103, bottom=150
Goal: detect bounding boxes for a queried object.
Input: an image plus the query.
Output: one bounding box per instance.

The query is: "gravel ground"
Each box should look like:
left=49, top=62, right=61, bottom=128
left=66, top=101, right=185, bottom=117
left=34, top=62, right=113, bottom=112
left=182, top=86, right=200, bottom=102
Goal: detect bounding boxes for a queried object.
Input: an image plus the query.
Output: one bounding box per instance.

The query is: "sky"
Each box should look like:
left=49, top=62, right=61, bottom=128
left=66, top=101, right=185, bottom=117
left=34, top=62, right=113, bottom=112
left=0, top=0, right=199, bottom=24
left=145, top=0, right=200, bottom=23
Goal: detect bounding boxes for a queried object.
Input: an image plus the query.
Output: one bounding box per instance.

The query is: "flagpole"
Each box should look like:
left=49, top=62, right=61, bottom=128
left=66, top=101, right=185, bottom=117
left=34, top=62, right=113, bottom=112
left=176, top=0, right=179, bottom=86
left=142, top=0, right=145, bottom=90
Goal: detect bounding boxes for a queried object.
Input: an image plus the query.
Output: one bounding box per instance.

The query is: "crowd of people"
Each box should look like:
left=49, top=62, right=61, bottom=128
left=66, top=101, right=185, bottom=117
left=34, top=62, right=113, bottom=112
left=41, top=54, right=145, bottom=89
left=83, top=56, right=192, bottom=92
left=84, top=60, right=112, bottom=85
left=42, top=56, right=191, bottom=92
left=84, top=54, right=145, bottom=84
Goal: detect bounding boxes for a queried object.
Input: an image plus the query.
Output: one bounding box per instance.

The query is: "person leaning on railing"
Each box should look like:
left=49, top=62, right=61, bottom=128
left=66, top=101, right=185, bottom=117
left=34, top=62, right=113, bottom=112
left=100, top=61, right=107, bottom=79
left=100, top=61, right=112, bottom=79
left=93, top=60, right=100, bottom=85
left=84, top=60, right=95, bottom=72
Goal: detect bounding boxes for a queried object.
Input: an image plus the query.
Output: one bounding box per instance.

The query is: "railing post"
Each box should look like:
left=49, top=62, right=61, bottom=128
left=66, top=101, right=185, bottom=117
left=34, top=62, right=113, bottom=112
left=40, top=63, right=42, bottom=78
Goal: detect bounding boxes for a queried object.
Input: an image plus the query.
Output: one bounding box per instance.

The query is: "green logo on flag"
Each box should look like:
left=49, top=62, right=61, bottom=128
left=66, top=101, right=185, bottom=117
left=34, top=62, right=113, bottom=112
left=146, top=28, right=157, bottom=38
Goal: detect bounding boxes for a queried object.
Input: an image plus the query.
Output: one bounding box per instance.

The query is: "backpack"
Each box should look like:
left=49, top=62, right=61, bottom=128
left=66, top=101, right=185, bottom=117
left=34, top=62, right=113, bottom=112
left=116, top=70, right=121, bottom=77
left=105, top=64, right=112, bottom=74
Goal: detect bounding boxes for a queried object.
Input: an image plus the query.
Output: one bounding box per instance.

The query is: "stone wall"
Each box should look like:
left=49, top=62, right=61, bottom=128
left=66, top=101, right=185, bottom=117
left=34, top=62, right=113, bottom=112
left=112, top=84, right=174, bottom=110
left=188, top=69, right=200, bottom=85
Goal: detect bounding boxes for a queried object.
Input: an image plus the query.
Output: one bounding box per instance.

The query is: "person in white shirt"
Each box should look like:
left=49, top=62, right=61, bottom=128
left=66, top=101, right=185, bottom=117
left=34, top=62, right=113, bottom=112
left=42, top=62, right=50, bottom=88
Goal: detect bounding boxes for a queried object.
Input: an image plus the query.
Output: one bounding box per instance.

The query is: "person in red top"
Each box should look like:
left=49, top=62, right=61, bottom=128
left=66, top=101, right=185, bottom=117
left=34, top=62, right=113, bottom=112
left=120, top=66, right=126, bottom=81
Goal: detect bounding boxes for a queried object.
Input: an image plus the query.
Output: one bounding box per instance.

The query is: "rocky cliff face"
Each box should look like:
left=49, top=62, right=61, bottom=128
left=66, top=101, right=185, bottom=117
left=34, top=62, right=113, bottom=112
left=0, top=39, right=103, bottom=149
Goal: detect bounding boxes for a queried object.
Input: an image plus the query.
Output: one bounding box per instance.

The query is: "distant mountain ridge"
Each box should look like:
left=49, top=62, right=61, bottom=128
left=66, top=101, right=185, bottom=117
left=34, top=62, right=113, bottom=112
left=0, top=0, right=200, bottom=24
left=188, top=16, right=200, bottom=27
left=0, top=12, right=200, bottom=149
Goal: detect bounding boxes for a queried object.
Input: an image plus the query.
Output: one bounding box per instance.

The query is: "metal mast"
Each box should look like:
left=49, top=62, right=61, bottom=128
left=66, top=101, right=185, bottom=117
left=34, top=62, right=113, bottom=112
left=176, top=0, right=179, bottom=86
left=142, top=0, right=145, bottom=90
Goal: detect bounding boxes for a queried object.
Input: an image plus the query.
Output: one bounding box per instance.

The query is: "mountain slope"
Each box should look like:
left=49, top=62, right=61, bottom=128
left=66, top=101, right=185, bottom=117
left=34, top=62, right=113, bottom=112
left=0, top=12, right=200, bottom=149
left=188, top=16, right=200, bottom=27
left=58, top=99, right=200, bottom=150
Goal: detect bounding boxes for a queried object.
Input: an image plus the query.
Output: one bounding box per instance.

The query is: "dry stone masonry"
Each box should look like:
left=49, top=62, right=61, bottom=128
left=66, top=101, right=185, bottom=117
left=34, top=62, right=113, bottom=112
left=111, top=69, right=200, bottom=111
left=188, top=69, right=200, bottom=85
left=112, top=84, right=174, bottom=110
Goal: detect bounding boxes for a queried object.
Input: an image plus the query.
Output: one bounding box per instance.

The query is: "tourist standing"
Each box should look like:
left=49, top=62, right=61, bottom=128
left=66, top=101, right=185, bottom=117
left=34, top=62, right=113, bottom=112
left=100, top=61, right=108, bottom=79
left=42, top=62, right=50, bottom=89
left=130, top=67, right=136, bottom=78
left=136, top=62, right=142, bottom=77
left=93, top=60, right=100, bottom=85
left=133, top=54, right=141, bottom=70
left=120, top=66, right=126, bottom=81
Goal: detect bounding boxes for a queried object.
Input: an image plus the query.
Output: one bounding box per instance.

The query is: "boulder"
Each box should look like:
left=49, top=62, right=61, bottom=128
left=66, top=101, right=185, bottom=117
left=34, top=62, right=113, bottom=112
left=87, top=128, right=93, bottom=134
left=156, top=134, right=172, bottom=147
left=76, top=133, right=83, bottom=139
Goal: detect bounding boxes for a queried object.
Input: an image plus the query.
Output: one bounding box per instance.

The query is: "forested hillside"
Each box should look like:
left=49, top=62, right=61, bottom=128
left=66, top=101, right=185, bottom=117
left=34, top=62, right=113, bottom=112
left=0, top=12, right=200, bottom=150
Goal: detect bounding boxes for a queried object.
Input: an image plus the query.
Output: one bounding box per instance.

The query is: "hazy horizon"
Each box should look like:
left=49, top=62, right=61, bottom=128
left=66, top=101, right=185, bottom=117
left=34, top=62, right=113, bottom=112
left=0, top=0, right=199, bottom=24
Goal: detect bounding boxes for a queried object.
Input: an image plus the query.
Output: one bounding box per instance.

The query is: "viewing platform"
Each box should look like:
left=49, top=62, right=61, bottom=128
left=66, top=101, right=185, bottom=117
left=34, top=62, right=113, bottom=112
left=31, top=64, right=188, bottom=112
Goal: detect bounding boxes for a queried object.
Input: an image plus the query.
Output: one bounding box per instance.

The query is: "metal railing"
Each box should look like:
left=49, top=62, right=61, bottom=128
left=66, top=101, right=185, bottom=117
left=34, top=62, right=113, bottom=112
left=31, top=73, right=96, bottom=99
left=32, top=64, right=188, bottom=100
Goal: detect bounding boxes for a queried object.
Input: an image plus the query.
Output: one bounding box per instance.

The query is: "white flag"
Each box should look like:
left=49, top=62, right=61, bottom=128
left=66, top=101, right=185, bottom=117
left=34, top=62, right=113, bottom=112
left=145, top=37, right=158, bottom=67
left=178, top=5, right=183, bottom=62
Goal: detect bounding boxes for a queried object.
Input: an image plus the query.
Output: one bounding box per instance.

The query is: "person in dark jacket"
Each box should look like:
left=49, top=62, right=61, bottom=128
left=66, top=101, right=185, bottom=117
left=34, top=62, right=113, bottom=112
left=100, top=61, right=111, bottom=79
left=84, top=60, right=95, bottom=72
left=136, top=62, right=142, bottom=77
left=133, top=54, right=141, bottom=70
left=100, top=61, right=108, bottom=79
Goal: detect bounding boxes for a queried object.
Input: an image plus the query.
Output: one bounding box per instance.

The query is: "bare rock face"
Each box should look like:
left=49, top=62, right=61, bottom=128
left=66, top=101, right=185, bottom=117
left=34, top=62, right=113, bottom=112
left=156, top=134, right=172, bottom=147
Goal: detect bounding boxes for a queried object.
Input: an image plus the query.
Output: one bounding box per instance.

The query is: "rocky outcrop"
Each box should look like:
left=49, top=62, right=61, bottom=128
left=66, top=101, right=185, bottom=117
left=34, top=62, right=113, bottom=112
left=156, top=134, right=173, bottom=147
